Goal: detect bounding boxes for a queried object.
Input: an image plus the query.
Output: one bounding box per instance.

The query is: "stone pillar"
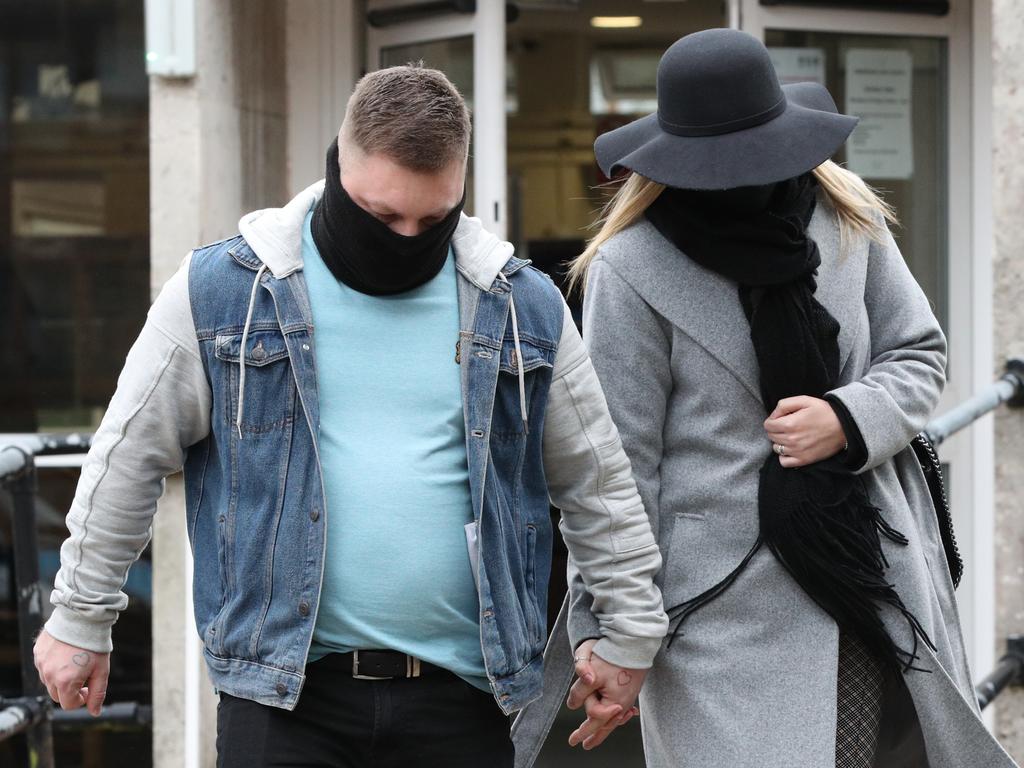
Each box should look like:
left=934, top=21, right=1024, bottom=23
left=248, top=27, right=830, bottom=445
left=149, top=1, right=288, bottom=766
left=992, top=0, right=1024, bottom=757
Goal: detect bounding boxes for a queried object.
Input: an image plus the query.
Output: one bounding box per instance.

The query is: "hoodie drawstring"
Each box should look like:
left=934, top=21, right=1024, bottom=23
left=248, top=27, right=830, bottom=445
left=499, top=271, right=529, bottom=435
left=236, top=264, right=269, bottom=439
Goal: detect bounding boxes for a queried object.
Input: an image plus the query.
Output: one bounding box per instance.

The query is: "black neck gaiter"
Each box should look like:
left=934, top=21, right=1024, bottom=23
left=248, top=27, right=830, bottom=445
left=311, top=139, right=465, bottom=296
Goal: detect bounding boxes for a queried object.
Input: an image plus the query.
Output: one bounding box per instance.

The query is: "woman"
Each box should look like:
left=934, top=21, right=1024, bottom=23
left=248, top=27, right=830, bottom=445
left=512, top=29, right=1017, bottom=768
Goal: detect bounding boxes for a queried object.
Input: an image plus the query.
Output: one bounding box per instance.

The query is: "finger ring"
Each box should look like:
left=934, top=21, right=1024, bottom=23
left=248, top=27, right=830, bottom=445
left=773, top=443, right=786, bottom=456
left=573, top=655, right=591, bottom=663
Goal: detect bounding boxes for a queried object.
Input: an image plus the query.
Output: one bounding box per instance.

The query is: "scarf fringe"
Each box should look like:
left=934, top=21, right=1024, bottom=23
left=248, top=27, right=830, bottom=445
left=666, top=537, right=762, bottom=648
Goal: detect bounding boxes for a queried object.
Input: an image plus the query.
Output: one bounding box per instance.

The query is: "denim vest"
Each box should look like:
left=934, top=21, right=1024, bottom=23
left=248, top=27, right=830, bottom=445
left=184, top=235, right=564, bottom=713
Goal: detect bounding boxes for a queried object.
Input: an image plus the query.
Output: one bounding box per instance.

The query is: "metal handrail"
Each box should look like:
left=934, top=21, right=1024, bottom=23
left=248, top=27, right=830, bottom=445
left=977, top=637, right=1024, bottom=710
left=0, top=434, right=151, bottom=768
left=0, top=698, right=46, bottom=743
left=925, top=358, right=1024, bottom=447
left=0, top=433, right=93, bottom=478
left=920, top=360, right=1024, bottom=709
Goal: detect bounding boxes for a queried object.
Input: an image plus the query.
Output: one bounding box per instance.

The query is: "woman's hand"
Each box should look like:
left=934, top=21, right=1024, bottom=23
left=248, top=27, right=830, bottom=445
left=764, top=396, right=847, bottom=468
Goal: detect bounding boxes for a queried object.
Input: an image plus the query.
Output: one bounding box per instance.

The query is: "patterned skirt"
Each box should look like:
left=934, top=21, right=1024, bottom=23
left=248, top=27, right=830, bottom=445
left=835, top=632, right=885, bottom=768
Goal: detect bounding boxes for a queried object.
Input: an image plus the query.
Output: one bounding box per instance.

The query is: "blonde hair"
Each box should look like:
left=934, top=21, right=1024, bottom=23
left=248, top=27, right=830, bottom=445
left=566, top=160, right=898, bottom=295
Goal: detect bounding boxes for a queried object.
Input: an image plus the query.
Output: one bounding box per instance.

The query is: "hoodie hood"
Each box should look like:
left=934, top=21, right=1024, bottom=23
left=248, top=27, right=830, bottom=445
left=237, top=180, right=515, bottom=291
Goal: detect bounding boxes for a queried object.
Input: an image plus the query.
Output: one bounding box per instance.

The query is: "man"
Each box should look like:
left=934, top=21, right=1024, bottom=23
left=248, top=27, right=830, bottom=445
left=33, top=65, right=666, bottom=766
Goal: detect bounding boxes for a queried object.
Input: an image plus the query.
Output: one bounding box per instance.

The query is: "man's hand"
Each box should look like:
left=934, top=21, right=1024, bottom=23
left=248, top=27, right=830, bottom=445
left=33, top=630, right=109, bottom=716
left=764, top=396, right=847, bottom=468
left=566, top=639, right=647, bottom=750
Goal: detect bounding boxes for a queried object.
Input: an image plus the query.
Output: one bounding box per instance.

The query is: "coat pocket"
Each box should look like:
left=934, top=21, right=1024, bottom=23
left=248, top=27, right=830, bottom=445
left=492, top=336, right=556, bottom=439
left=661, top=510, right=740, bottom=609
left=214, top=328, right=297, bottom=435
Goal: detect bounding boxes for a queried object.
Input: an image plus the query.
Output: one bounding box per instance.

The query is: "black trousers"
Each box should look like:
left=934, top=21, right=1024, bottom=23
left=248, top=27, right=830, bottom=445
left=216, top=655, right=514, bottom=768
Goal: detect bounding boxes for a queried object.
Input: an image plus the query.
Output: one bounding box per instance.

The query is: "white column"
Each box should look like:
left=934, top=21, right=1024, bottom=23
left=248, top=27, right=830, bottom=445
left=473, top=0, right=507, bottom=239
left=149, top=1, right=296, bottom=766
left=286, top=0, right=362, bottom=197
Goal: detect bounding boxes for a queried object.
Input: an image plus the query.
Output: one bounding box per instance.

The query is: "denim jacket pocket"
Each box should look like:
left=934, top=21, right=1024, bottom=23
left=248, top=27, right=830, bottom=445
left=525, top=523, right=542, bottom=645
left=215, top=327, right=290, bottom=366
left=498, top=335, right=555, bottom=375
left=492, top=337, right=556, bottom=441
left=214, top=327, right=296, bottom=435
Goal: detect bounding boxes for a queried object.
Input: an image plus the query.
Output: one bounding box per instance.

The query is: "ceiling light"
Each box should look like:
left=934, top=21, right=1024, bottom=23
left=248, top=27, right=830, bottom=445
left=591, top=16, right=643, bottom=29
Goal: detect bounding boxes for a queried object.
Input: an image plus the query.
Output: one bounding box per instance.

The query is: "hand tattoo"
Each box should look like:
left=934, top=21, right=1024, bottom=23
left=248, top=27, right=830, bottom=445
left=72, top=652, right=91, bottom=668
left=617, top=670, right=632, bottom=686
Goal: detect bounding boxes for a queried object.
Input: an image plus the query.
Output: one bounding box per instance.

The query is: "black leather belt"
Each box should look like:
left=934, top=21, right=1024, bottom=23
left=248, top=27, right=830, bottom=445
left=328, top=650, right=445, bottom=680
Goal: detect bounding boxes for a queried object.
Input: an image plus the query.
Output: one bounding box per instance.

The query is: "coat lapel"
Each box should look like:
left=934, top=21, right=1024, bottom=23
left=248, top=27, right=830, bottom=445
left=618, top=218, right=765, bottom=405
left=615, top=198, right=865, bottom=409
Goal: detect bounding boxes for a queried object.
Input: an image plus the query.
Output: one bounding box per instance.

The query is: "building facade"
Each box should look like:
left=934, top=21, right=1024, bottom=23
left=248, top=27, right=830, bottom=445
left=1, top=0, right=1022, bottom=765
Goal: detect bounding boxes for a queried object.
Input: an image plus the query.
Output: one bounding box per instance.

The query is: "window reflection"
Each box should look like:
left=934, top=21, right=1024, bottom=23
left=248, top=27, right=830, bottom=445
left=2, top=0, right=150, bottom=433
left=0, top=1, right=152, bottom=765
left=766, top=30, right=949, bottom=330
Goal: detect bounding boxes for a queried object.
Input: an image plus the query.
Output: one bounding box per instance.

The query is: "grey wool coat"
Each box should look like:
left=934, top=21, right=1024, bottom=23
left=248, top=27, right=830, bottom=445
left=512, top=196, right=1018, bottom=768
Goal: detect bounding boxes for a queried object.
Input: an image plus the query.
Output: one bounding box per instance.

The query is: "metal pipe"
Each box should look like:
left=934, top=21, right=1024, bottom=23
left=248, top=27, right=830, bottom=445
left=1007, top=358, right=1024, bottom=407
left=925, top=360, right=1024, bottom=446
left=0, top=700, right=45, bottom=743
left=5, top=458, right=56, bottom=767
left=0, top=434, right=92, bottom=479
left=52, top=702, right=153, bottom=728
left=977, top=656, right=1024, bottom=710
left=34, top=433, right=92, bottom=456
left=0, top=445, right=30, bottom=478
left=976, top=636, right=1024, bottom=710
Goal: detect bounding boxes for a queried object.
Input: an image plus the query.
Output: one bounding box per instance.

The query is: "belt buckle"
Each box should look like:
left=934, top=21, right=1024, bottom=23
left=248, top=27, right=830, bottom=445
left=407, top=655, right=422, bottom=679
left=351, top=650, right=392, bottom=681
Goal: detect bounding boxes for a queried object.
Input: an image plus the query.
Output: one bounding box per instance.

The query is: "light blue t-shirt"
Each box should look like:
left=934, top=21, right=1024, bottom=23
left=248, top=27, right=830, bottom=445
left=302, top=212, right=487, bottom=690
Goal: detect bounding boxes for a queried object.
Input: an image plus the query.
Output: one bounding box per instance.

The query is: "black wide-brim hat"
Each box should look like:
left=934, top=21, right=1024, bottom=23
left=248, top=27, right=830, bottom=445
left=595, top=28, right=859, bottom=190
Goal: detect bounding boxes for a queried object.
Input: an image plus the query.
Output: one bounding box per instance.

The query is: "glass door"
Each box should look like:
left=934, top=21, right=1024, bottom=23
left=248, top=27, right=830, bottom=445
left=366, top=1, right=507, bottom=237
left=740, top=0, right=992, bottom=686
left=506, top=0, right=725, bottom=319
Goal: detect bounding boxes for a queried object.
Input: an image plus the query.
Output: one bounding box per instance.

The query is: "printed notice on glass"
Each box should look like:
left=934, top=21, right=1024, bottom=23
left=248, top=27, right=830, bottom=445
left=844, top=49, right=913, bottom=180
left=768, top=48, right=826, bottom=86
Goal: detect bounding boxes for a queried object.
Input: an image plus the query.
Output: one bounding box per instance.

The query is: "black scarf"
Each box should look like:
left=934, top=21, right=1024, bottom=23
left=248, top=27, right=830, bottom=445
left=311, top=139, right=465, bottom=295
left=646, top=175, right=934, bottom=675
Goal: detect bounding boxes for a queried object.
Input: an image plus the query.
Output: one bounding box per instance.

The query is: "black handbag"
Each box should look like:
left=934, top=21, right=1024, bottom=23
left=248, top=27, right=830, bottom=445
left=910, top=432, right=963, bottom=589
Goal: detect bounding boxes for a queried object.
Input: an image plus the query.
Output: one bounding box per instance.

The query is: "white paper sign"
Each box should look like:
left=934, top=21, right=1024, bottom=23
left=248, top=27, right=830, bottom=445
left=845, top=49, right=914, bottom=180
left=768, top=47, right=826, bottom=86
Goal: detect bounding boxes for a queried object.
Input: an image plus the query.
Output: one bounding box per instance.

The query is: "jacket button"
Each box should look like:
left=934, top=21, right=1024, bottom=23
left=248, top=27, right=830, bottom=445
left=298, top=601, right=310, bottom=617
left=310, top=508, right=320, bottom=522
left=275, top=682, right=288, bottom=696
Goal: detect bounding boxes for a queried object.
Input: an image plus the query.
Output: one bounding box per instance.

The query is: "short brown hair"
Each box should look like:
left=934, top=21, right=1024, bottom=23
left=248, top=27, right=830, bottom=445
left=340, top=64, right=471, bottom=173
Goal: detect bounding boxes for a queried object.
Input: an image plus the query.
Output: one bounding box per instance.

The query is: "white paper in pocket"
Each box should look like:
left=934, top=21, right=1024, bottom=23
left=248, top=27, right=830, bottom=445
left=465, top=521, right=481, bottom=590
